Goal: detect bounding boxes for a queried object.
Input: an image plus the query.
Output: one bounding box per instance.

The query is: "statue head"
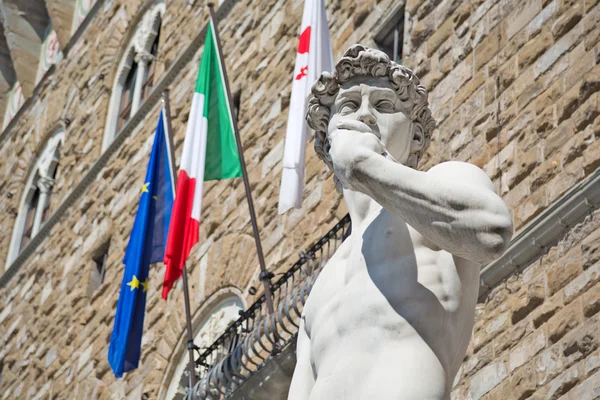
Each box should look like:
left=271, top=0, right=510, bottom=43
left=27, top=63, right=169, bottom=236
left=307, top=45, right=435, bottom=191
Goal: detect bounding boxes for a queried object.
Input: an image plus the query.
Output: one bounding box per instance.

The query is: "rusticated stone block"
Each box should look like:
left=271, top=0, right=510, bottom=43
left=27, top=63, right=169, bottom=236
left=518, top=28, right=554, bottom=70
left=582, top=282, right=600, bottom=318
left=507, top=0, right=543, bottom=40
left=509, top=362, right=537, bottom=400
left=548, top=298, right=583, bottom=343
left=582, top=136, right=600, bottom=175
left=548, top=247, right=582, bottom=295
left=572, top=92, right=599, bottom=131
left=560, top=314, right=600, bottom=365
left=564, top=369, right=600, bottom=399
left=510, top=276, right=546, bottom=324
left=578, top=63, right=600, bottom=103
left=532, top=291, right=562, bottom=328
left=411, top=20, right=434, bottom=49
left=581, top=227, right=600, bottom=270
left=546, top=363, right=580, bottom=399
left=535, top=346, right=565, bottom=386
left=469, top=361, right=508, bottom=400
left=509, top=330, right=546, bottom=372
left=475, top=25, right=505, bottom=71
left=427, top=18, right=453, bottom=56
left=551, top=2, right=583, bottom=39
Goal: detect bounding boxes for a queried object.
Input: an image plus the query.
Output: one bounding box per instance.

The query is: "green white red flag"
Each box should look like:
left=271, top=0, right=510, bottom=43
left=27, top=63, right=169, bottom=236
left=162, top=18, right=242, bottom=299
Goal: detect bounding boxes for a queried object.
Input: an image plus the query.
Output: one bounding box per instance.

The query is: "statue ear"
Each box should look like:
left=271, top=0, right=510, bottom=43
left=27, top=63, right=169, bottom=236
left=407, top=122, right=425, bottom=169
left=323, top=138, right=332, bottom=162
left=409, top=122, right=425, bottom=154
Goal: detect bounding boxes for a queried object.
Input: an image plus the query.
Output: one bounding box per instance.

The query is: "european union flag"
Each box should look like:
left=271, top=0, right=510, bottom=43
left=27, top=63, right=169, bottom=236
left=108, top=109, right=175, bottom=378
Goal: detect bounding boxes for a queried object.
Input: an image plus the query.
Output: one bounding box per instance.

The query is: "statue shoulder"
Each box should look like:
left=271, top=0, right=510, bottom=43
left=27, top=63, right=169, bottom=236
left=426, top=161, right=495, bottom=192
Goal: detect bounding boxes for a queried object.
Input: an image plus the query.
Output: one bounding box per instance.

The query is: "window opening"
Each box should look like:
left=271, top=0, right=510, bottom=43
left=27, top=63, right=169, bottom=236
left=117, top=62, right=138, bottom=132
left=93, top=248, right=109, bottom=286
left=141, top=25, right=160, bottom=101
left=374, top=5, right=405, bottom=64
left=20, top=187, right=41, bottom=252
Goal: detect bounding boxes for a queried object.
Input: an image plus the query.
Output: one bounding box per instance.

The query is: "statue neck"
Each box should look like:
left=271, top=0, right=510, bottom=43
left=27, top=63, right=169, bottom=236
left=342, top=187, right=381, bottom=228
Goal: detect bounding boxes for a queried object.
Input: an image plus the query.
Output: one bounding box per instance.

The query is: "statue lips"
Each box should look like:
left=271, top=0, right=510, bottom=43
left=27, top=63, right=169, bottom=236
left=336, top=119, right=380, bottom=138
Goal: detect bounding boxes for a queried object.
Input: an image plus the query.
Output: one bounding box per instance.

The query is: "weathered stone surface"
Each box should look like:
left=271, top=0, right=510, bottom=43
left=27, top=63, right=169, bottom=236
left=547, top=247, right=582, bottom=295
left=582, top=282, right=600, bottom=318
left=546, top=363, right=580, bottom=399
left=509, top=330, right=546, bottom=372
left=470, top=361, right=508, bottom=400
left=0, top=0, right=598, bottom=399
left=518, top=28, right=554, bottom=70
left=509, top=362, right=537, bottom=400
left=547, top=299, right=583, bottom=343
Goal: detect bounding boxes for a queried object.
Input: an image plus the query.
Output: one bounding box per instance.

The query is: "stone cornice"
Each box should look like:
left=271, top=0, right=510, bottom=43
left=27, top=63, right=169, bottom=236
left=0, top=0, right=238, bottom=288
left=478, top=167, right=600, bottom=301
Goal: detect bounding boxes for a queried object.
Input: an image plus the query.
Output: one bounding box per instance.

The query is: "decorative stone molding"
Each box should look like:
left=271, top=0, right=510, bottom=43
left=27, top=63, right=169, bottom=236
left=102, top=1, right=165, bottom=151
left=133, top=3, right=164, bottom=54
left=4, top=129, right=65, bottom=268
left=135, top=50, right=155, bottom=64
left=36, top=176, right=55, bottom=194
left=36, top=131, right=64, bottom=178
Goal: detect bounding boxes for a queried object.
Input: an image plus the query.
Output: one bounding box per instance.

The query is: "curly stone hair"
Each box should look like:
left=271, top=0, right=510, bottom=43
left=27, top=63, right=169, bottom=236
left=307, top=44, right=436, bottom=190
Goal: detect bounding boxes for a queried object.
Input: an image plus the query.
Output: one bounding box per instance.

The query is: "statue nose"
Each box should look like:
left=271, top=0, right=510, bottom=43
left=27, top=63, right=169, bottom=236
left=358, top=111, right=376, bottom=127
left=357, top=100, right=377, bottom=127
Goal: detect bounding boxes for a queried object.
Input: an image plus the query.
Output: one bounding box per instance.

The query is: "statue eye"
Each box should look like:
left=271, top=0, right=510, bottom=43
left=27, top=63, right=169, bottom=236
left=376, top=100, right=396, bottom=111
left=339, top=100, right=358, bottom=113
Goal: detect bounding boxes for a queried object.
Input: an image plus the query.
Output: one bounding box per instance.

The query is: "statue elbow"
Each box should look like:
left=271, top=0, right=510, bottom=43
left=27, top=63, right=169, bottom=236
left=475, top=223, right=513, bottom=262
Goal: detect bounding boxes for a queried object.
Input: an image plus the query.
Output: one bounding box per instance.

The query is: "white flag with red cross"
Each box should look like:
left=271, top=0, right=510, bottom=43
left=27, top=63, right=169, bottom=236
left=278, top=0, right=333, bottom=214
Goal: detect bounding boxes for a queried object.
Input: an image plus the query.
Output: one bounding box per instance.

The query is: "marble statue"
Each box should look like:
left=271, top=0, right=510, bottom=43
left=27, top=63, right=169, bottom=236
left=288, top=45, right=513, bottom=400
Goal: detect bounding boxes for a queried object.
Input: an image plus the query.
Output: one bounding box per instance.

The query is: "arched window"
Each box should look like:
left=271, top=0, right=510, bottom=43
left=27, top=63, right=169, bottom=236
left=6, top=130, right=64, bottom=266
left=163, top=295, right=245, bottom=400
left=102, top=2, right=164, bottom=151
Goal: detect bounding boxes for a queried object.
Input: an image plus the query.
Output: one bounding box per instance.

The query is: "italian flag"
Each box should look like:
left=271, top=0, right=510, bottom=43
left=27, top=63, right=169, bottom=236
left=162, top=19, right=242, bottom=299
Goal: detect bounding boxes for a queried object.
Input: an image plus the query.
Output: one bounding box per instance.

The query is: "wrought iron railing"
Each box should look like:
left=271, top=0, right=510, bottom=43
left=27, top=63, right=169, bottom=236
left=186, top=214, right=352, bottom=399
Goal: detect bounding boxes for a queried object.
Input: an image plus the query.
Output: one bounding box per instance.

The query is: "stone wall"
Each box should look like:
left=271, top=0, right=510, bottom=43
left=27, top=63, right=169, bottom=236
left=0, top=0, right=598, bottom=399
left=407, top=0, right=600, bottom=398
left=453, top=209, right=600, bottom=399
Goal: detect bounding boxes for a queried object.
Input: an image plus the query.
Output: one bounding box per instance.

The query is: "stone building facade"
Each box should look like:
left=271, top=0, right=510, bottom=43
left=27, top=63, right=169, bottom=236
left=0, top=0, right=598, bottom=399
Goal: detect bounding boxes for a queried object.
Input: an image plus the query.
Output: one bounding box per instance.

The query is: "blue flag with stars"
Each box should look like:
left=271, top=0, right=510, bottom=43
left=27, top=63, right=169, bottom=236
left=108, top=108, right=175, bottom=378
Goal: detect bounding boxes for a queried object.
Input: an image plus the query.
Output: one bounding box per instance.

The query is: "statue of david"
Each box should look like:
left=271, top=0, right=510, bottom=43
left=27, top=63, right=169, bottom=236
left=288, top=45, right=513, bottom=400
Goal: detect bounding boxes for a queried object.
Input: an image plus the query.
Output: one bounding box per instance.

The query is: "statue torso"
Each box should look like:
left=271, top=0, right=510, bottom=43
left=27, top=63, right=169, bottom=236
left=302, top=207, right=480, bottom=400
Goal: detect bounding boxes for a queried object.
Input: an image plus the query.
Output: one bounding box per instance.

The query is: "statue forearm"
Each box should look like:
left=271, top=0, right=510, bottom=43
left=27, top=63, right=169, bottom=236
left=348, top=154, right=513, bottom=263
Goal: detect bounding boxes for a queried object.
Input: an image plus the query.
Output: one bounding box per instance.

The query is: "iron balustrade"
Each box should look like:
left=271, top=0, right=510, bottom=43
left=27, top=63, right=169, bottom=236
left=185, top=214, right=351, bottom=400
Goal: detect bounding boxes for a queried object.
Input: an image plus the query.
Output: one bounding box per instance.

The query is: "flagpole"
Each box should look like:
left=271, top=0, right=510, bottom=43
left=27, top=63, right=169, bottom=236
left=162, top=90, right=198, bottom=390
left=207, top=3, right=276, bottom=316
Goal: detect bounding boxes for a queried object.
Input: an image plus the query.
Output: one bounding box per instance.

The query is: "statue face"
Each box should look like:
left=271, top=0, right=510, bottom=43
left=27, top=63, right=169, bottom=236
left=327, top=76, right=414, bottom=165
